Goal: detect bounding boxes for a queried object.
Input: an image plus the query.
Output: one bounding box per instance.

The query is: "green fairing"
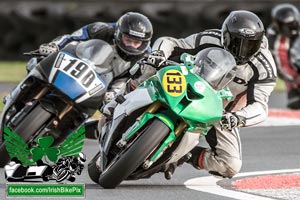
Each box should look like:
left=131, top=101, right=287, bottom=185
left=140, top=60, right=230, bottom=129
left=123, top=53, right=233, bottom=162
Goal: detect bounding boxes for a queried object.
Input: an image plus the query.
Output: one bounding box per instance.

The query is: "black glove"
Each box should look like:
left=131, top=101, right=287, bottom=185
left=143, top=50, right=166, bottom=68
left=220, top=112, right=245, bottom=131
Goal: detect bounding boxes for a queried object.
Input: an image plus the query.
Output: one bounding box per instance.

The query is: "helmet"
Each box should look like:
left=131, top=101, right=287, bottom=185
left=193, top=47, right=237, bottom=90
left=222, top=10, right=264, bottom=64
left=271, top=4, right=300, bottom=37
left=115, top=12, right=153, bottom=58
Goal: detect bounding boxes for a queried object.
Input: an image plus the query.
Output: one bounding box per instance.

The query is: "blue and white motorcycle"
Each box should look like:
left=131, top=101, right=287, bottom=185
left=0, top=39, right=112, bottom=167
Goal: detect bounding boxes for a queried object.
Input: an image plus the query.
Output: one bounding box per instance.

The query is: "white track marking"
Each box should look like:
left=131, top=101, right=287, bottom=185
left=255, top=117, right=300, bottom=127
left=184, top=169, right=300, bottom=200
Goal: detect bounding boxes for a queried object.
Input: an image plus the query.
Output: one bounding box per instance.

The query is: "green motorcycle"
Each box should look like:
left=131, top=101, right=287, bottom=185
left=88, top=47, right=237, bottom=188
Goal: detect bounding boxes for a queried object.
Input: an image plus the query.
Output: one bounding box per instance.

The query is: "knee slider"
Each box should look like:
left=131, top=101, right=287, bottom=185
left=220, top=157, right=242, bottom=178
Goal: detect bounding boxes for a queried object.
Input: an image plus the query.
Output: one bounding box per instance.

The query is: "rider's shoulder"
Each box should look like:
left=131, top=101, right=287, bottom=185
left=194, top=29, right=222, bottom=46
left=198, top=29, right=222, bottom=37
left=87, top=22, right=116, bottom=33
left=248, top=48, right=277, bottom=81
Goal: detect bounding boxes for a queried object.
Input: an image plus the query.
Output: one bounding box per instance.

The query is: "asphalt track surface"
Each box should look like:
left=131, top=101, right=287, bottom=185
left=0, top=84, right=300, bottom=200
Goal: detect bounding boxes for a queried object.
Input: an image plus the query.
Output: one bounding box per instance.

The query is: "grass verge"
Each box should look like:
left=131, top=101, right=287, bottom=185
left=0, top=62, right=27, bottom=82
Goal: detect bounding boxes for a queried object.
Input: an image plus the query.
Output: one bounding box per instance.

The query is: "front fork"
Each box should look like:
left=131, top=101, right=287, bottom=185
left=116, top=101, right=188, bottom=169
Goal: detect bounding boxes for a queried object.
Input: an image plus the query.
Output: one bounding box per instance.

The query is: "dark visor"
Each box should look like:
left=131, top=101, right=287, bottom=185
left=228, top=36, right=262, bottom=61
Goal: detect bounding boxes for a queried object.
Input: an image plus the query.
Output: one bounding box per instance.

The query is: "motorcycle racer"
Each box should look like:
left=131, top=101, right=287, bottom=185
left=152, top=10, right=277, bottom=179
left=266, top=3, right=300, bottom=109
left=32, top=12, right=154, bottom=139
left=104, top=10, right=277, bottom=180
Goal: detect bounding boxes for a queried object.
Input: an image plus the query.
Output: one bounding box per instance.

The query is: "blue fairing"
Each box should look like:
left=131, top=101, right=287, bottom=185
left=53, top=71, right=86, bottom=99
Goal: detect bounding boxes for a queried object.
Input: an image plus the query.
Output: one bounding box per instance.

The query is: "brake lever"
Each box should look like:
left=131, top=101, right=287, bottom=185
left=23, top=49, right=48, bottom=57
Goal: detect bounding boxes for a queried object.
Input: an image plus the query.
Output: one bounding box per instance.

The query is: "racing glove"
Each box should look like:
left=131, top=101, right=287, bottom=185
left=39, top=43, right=59, bottom=55
left=101, top=99, right=117, bottom=117
left=143, top=50, right=167, bottom=68
left=220, top=112, right=246, bottom=131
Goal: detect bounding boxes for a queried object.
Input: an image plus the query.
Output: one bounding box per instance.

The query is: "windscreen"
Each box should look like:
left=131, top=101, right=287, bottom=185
left=193, top=48, right=237, bottom=90
left=75, top=39, right=114, bottom=66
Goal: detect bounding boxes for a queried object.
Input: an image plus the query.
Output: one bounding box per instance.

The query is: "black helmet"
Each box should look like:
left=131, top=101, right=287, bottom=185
left=115, top=12, right=153, bottom=58
left=271, top=4, right=300, bottom=37
left=222, top=10, right=264, bottom=64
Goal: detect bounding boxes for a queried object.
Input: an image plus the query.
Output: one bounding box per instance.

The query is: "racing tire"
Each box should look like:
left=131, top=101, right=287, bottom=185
left=98, top=119, right=170, bottom=189
left=0, top=104, right=52, bottom=167
left=88, top=152, right=102, bottom=184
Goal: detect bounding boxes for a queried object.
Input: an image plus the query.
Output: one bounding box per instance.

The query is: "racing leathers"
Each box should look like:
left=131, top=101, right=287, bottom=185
left=267, top=25, right=300, bottom=109
left=150, top=29, right=277, bottom=178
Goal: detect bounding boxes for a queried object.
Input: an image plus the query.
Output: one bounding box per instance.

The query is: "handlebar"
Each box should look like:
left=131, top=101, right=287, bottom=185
left=23, top=49, right=48, bottom=57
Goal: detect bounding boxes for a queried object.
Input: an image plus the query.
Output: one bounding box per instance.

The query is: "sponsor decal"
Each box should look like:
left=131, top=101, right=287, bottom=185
left=129, top=29, right=145, bottom=38
left=238, top=28, right=256, bottom=37
left=194, top=81, right=206, bottom=93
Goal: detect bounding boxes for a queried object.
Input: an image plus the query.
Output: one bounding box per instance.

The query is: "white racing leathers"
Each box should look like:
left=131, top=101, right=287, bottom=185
left=152, top=29, right=277, bottom=178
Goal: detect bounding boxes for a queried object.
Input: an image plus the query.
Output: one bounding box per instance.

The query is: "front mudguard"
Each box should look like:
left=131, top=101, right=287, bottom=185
left=119, top=112, right=178, bottom=164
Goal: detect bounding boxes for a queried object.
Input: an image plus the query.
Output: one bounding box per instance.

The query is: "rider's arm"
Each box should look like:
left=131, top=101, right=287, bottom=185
left=151, top=34, right=197, bottom=58
left=49, top=22, right=115, bottom=49
left=235, top=49, right=277, bottom=126
left=152, top=29, right=223, bottom=59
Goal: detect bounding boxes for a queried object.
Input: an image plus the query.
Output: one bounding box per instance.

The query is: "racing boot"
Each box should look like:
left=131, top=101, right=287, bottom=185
left=164, top=153, right=191, bottom=180
left=187, top=146, right=206, bottom=170
left=163, top=146, right=206, bottom=180
left=186, top=147, right=229, bottom=178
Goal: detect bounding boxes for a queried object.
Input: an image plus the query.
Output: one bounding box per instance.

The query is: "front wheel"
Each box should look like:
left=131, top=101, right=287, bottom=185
left=88, top=152, right=102, bottom=184
left=0, top=104, right=52, bottom=167
left=98, top=119, right=170, bottom=188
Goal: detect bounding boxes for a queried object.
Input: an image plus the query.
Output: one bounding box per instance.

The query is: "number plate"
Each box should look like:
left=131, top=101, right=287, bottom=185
left=162, top=69, right=186, bottom=97
left=53, top=52, right=105, bottom=95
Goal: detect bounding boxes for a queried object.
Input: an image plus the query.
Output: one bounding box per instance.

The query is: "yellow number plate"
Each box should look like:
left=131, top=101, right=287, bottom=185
left=162, top=69, right=186, bottom=97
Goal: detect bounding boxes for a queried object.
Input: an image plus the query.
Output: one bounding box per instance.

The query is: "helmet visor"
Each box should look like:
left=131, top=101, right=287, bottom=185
left=116, top=33, right=150, bottom=56
left=227, top=35, right=262, bottom=64
left=277, top=20, right=299, bottom=36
